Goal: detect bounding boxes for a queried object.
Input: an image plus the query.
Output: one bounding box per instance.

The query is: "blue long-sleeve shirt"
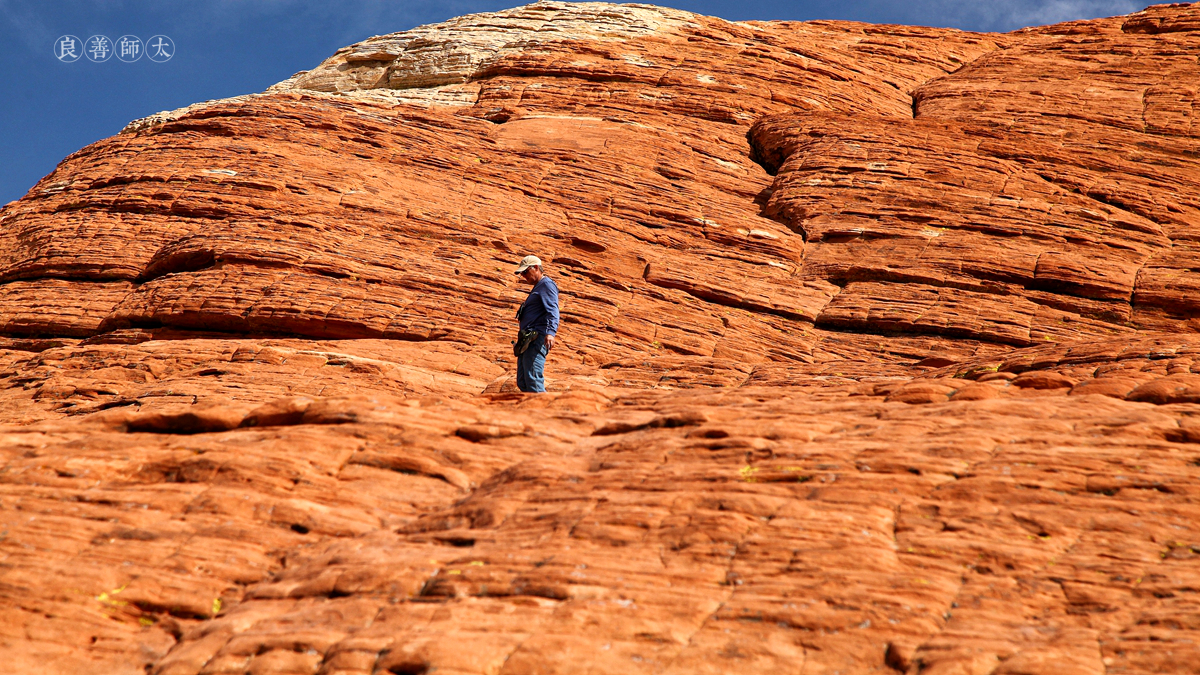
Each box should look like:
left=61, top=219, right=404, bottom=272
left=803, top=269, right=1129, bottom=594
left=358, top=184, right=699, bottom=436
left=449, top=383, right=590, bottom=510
left=518, top=276, right=560, bottom=337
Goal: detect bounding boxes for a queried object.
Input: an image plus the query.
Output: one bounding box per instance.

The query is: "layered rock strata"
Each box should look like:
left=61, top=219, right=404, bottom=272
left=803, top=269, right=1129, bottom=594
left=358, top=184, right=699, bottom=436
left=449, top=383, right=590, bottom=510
left=1, top=2, right=1200, bottom=674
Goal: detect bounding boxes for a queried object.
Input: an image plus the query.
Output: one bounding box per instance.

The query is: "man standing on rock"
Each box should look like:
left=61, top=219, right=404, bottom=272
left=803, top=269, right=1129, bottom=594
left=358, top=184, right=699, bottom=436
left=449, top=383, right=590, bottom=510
left=513, top=255, right=559, bottom=393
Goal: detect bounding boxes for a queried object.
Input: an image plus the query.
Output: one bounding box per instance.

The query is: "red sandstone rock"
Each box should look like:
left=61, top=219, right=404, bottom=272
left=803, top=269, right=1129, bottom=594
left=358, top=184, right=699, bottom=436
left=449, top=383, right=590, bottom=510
left=1, top=2, right=1200, bottom=674
left=1011, top=371, right=1077, bottom=389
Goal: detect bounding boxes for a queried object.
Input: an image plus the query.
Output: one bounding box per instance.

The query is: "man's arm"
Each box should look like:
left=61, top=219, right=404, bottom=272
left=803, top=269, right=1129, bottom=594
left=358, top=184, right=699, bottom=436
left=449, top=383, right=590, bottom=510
left=542, top=282, right=560, bottom=351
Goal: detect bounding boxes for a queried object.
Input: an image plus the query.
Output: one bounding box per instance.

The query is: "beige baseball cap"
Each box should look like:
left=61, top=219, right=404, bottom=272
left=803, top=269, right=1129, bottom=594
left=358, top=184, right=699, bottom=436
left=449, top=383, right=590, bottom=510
left=514, top=255, right=542, bottom=275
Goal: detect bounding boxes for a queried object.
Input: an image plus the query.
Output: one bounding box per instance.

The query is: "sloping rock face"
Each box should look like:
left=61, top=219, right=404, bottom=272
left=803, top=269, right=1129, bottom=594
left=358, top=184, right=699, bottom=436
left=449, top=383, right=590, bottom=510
left=1, top=2, right=1200, bottom=674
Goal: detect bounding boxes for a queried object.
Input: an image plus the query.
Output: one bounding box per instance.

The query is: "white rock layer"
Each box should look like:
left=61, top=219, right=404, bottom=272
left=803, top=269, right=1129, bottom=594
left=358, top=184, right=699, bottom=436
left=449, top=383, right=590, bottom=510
left=122, top=1, right=697, bottom=133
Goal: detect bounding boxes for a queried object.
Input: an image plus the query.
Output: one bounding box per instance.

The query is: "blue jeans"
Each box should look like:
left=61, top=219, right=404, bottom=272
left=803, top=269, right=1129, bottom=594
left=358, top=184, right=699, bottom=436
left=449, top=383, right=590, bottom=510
left=516, top=335, right=547, bottom=393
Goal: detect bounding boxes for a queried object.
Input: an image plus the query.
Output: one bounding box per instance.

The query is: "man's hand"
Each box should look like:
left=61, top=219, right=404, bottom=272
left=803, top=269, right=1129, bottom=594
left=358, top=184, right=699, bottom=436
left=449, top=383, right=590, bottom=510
left=544, top=335, right=555, bottom=352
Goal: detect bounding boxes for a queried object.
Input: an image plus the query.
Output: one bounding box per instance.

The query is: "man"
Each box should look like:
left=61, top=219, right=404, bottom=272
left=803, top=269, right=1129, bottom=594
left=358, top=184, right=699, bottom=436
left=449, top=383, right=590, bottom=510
left=513, top=255, right=559, bottom=393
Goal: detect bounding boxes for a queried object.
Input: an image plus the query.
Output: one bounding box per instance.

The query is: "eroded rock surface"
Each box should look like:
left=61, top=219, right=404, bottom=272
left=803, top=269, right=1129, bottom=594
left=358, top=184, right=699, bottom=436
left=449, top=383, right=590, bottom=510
left=1, top=2, right=1200, bottom=674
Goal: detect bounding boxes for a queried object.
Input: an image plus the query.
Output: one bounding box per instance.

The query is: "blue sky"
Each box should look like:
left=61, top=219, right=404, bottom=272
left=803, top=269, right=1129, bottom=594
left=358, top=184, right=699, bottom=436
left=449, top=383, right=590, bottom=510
left=0, top=0, right=1144, bottom=207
